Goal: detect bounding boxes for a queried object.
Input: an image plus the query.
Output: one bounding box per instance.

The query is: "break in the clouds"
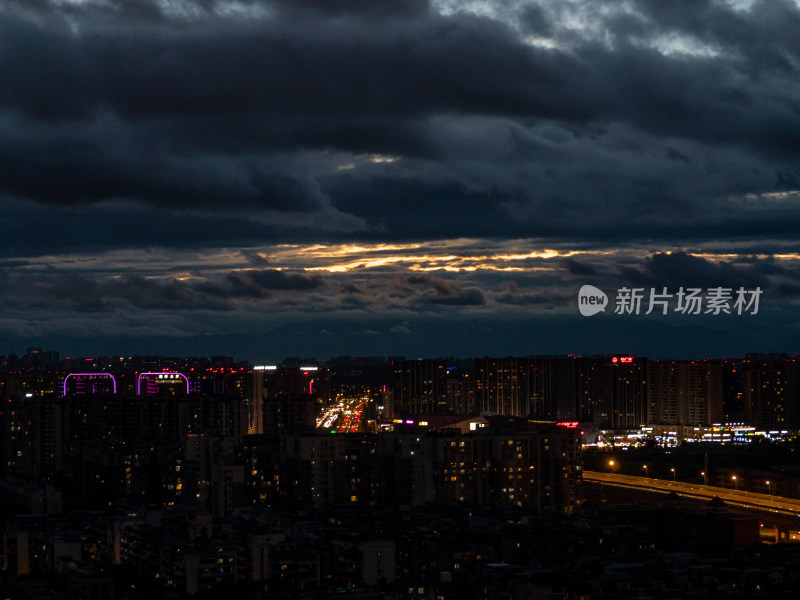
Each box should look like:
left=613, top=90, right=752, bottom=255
left=1, top=0, right=800, bottom=358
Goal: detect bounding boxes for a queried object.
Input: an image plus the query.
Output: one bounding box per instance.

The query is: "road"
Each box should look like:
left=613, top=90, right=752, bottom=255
left=316, top=395, right=366, bottom=433
left=584, top=471, right=800, bottom=518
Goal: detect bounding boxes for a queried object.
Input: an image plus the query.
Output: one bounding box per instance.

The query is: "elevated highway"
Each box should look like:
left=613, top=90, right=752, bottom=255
left=584, top=471, right=800, bottom=519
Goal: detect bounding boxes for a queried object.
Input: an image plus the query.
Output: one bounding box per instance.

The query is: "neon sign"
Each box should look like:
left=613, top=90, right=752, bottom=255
left=63, top=373, right=117, bottom=396
left=137, top=372, right=190, bottom=395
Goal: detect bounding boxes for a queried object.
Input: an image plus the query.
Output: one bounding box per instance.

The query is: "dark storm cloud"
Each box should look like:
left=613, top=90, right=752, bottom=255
left=0, top=117, right=329, bottom=210
left=0, top=198, right=277, bottom=260
left=0, top=9, right=545, bottom=122
left=283, top=0, right=429, bottom=17
left=0, top=10, right=789, bottom=138
left=617, top=251, right=799, bottom=294
left=392, top=274, right=461, bottom=296
left=518, top=4, right=553, bottom=36
left=0, top=4, right=794, bottom=140
left=5, top=0, right=429, bottom=20
left=424, top=287, right=486, bottom=306
left=102, top=275, right=221, bottom=310
left=625, top=0, right=800, bottom=68
left=0, top=266, right=326, bottom=312
left=241, top=250, right=270, bottom=266
left=493, top=282, right=569, bottom=307
left=200, top=269, right=326, bottom=299
left=0, top=262, right=494, bottom=318
left=340, top=282, right=365, bottom=295
left=380, top=274, right=487, bottom=307
left=1, top=0, right=800, bottom=251
left=0, top=270, right=179, bottom=311
left=562, top=258, right=597, bottom=276
left=2, top=271, right=107, bottom=312
left=237, top=269, right=325, bottom=291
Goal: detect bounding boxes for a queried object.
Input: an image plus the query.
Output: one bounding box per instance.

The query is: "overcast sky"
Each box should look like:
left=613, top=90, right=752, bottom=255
left=1, top=0, right=799, bottom=361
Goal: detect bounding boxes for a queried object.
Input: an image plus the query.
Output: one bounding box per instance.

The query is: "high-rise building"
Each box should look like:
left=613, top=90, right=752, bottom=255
left=250, top=364, right=330, bottom=434
left=392, top=359, right=448, bottom=415
left=528, top=356, right=591, bottom=421
left=648, top=360, right=723, bottom=426
left=446, top=375, right=476, bottom=415
left=742, top=355, right=800, bottom=430
left=586, top=356, right=647, bottom=429
left=263, top=394, right=316, bottom=434
left=474, top=357, right=534, bottom=417
left=721, top=359, right=745, bottom=423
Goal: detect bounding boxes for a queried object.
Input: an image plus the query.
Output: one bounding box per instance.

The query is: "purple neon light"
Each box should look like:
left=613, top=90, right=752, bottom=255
left=137, top=372, right=190, bottom=395
left=63, top=373, right=118, bottom=396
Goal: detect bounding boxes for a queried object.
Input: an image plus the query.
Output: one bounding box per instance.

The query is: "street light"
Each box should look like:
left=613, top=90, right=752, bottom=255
left=608, top=460, right=615, bottom=474
left=765, top=480, right=771, bottom=495
left=701, top=471, right=707, bottom=486
left=642, top=464, right=648, bottom=478
left=670, top=468, right=676, bottom=482
left=732, top=475, right=738, bottom=491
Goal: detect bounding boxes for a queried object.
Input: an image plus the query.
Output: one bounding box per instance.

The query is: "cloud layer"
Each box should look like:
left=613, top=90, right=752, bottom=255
left=1, top=0, right=799, bottom=357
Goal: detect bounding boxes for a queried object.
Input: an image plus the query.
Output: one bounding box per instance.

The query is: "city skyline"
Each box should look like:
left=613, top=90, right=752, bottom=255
left=2, top=1, right=800, bottom=359
left=3, top=345, right=800, bottom=365
left=5, top=348, right=799, bottom=432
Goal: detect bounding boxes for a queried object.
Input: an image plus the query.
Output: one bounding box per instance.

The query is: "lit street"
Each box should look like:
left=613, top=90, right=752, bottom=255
left=316, top=395, right=367, bottom=433
left=585, top=471, right=800, bottom=518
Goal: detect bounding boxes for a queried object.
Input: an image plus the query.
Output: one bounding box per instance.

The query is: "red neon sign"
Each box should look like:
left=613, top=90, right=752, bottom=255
left=557, top=421, right=579, bottom=428
left=613, top=356, right=634, bottom=364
